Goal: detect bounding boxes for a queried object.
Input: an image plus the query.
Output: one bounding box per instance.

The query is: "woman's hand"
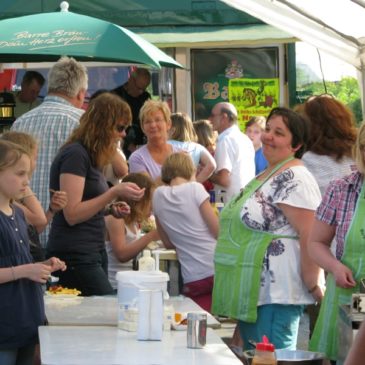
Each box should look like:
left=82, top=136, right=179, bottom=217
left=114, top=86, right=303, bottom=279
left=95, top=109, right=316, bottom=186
left=114, top=182, right=145, bottom=201
left=309, top=284, right=325, bottom=303
left=332, top=261, right=356, bottom=288
left=49, top=190, right=68, bottom=213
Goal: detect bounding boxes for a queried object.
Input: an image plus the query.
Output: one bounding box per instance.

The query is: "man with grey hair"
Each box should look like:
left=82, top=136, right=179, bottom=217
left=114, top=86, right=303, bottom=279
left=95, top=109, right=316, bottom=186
left=12, top=56, right=88, bottom=248
left=209, top=102, right=255, bottom=204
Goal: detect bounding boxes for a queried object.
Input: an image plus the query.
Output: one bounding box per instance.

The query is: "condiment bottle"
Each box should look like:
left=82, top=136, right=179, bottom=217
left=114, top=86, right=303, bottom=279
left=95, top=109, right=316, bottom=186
left=138, top=250, right=155, bottom=271
left=252, top=336, right=277, bottom=365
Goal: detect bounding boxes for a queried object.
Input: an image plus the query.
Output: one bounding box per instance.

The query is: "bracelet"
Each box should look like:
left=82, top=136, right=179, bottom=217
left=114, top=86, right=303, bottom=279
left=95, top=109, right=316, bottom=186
left=308, top=284, right=319, bottom=293
left=10, top=266, right=16, bottom=281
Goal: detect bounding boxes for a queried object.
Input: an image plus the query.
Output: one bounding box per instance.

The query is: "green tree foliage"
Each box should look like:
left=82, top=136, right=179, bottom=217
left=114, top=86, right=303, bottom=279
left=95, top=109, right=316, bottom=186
left=296, top=77, right=363, bottom=125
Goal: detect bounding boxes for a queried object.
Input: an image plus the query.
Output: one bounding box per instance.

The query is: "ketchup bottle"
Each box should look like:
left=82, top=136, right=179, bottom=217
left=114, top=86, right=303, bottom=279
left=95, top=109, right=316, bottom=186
left=252, top=336, right=277, bottom=365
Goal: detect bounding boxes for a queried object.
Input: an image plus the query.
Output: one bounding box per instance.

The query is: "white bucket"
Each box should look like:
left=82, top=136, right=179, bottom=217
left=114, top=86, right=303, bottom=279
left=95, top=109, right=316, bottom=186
left=116, top=270, right=169, bottom=306
left=116, top=271, right=170, bottom=331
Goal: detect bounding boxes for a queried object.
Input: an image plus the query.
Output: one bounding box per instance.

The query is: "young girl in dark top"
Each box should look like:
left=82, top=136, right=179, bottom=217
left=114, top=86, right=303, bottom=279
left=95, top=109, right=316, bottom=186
left=0, top=140, right=66, bottom=365
left=1, top=131, right=68, bottom=262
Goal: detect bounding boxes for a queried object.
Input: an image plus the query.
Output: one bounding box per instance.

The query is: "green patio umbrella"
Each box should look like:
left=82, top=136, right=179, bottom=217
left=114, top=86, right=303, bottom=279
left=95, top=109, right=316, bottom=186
left=0, top=1, right=183, bottom=69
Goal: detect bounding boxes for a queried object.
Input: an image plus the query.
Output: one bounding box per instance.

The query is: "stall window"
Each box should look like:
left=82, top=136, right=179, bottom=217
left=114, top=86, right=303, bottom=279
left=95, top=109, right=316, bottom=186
left=191, top=47, right=279, bottom=129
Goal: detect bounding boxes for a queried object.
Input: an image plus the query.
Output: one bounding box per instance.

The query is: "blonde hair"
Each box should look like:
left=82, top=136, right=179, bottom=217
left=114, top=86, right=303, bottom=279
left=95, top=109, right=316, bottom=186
left=1, top=131, right=37, bottom=155
left=139, top=100, right=171, bottom=129
left=193, top=119, right=216, bottom=150
left=122, top=173, right=155, bottom=224
left=0, top=140, right=29, bottom=172
left=354, top=122, right=365, bottom=174
left=161, top=152, right=195, bottom=184
left=66, top=92, right=131, bottom=168
left=245, top=116, right=266, bottom=131
left=170, top=113, right=197, bottom=142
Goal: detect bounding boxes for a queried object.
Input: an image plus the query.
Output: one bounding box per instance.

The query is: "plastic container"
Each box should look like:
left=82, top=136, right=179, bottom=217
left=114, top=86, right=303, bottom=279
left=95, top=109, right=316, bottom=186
left=138, top=250, right=155, bottom=271
left=116, top=270, right=169, bottom=330
left=252, top=336, right=277, bottom=365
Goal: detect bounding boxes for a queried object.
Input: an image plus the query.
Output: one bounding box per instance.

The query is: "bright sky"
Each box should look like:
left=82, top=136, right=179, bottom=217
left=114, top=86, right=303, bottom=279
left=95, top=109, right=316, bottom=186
left=296, top=42, right=357, bottom=81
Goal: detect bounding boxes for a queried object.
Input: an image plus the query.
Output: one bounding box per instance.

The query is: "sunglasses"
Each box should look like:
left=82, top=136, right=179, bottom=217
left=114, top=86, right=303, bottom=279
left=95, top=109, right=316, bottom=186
left=116, top=125, right=126, bottom=133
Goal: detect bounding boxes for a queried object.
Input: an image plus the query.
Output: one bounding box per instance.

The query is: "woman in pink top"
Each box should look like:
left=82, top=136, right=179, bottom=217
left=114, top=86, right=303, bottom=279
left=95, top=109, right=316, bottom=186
left=128, top=100, right=180, bottom=182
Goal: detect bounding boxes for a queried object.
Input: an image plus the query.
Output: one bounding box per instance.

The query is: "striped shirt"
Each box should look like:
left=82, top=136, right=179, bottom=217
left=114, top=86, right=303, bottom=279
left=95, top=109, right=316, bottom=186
left=11, top=95, right=83, bottom=247
left=316, top=171, right=363, bottom=259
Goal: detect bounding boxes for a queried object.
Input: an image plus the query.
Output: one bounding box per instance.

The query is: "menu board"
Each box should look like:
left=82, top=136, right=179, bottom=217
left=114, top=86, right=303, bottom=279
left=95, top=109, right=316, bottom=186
left=191, top=47, right=279, bottom=130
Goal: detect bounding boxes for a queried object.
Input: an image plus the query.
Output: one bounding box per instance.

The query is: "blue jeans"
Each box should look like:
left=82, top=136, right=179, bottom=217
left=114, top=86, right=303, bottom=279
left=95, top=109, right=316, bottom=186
left=238, top=304, right=304, bottom=350
left=0, top=344, right=35, bottom=365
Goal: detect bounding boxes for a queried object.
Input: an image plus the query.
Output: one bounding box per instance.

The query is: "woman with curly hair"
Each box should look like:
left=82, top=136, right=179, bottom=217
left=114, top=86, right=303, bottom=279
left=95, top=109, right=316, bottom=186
left=47, top=92, right=145, bottom=296
left=300, top=94, right=357, bottom=195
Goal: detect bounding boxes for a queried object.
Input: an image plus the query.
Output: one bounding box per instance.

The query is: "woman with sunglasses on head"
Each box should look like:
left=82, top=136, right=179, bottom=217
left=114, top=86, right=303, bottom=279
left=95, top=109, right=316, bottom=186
left=47, top=93, right=145, bottom=296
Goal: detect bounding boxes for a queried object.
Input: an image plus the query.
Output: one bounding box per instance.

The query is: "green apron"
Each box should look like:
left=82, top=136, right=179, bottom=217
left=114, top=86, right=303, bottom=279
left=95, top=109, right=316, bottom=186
left=309, top=179, right=365, bottom=361
left=212, top=157, right=296, bottom=323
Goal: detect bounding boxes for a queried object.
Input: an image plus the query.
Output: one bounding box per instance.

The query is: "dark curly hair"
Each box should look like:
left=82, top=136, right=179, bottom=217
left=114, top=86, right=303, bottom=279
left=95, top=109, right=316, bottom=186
left=302, top=95, right=357, bottom=160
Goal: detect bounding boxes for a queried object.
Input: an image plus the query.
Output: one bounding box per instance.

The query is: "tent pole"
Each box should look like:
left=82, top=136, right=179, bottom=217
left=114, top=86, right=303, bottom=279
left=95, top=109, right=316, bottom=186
left=360, top=56, right=365, bottom=122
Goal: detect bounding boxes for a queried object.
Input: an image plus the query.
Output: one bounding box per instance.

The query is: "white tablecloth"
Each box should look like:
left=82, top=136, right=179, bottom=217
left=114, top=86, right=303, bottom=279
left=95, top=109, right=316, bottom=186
left=39, top=326, right=240, bottom=365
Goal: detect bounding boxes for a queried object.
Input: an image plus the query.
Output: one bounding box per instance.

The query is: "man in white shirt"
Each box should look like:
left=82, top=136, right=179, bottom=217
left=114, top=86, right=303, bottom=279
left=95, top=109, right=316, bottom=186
left=209, top=102, right=255, bottom=204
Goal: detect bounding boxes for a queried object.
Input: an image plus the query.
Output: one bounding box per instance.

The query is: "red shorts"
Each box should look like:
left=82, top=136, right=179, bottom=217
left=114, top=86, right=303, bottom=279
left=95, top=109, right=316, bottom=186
left=182, top=275, right=214, bottom=312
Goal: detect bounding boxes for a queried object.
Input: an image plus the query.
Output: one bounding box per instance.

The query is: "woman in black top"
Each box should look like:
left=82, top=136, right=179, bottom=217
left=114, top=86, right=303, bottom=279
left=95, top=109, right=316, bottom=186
left=47, top=93, right=144, bottom=296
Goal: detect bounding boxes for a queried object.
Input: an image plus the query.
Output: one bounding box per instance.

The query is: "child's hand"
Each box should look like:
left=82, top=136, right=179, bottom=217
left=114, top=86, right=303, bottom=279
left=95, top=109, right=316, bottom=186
left=26, top=263, right=52, bottom=283
left=108, top=201, right=131, bottom=219
left=44, top=257, right=67, bottom=272
left=49, top=190, right=68, bottom=213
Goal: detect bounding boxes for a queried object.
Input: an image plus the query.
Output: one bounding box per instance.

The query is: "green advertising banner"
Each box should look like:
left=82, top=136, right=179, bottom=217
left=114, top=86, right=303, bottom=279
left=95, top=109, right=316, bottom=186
left=229, top=78, right=279, bottom=131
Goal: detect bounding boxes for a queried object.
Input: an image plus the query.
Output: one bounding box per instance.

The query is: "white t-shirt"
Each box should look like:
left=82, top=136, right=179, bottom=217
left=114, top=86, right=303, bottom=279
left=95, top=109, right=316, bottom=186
left=153, top=181, right=216, bottom=284
left=302, top=151, right=354, bottom=196
left=105, top=223, right=140, bottom=289
left=214, top=125, right=255, bottom=203
left=240, top=166, right=323, bottom=305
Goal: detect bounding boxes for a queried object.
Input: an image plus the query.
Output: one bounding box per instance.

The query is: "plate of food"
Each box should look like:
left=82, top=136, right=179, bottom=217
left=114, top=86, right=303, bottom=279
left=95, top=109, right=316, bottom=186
left=46, top=285, right=82, bottom=298
left=171, top=312, right=188, bottom=331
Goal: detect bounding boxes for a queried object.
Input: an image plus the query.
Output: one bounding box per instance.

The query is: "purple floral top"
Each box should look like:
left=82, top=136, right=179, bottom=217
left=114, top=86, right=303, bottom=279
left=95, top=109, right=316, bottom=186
left=316, top=171, right=363, bottom=259
left=128, top=144, right=181, bottom=180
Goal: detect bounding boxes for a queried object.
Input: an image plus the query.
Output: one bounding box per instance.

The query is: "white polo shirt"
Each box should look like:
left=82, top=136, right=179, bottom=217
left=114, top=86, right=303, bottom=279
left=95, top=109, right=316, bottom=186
left=214, top=124, right=255, bottom=204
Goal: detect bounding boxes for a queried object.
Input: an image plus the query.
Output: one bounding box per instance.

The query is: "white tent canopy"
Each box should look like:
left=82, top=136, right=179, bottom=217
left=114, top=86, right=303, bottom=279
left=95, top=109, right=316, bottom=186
left=221, top=0, right=365, bottom=117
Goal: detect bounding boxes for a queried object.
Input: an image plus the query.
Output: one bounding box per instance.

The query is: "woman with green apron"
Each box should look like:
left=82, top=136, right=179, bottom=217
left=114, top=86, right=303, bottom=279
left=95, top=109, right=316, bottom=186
left=212, top=107, right=323, bottom=350
left=309, top=123, right=365, bottom=364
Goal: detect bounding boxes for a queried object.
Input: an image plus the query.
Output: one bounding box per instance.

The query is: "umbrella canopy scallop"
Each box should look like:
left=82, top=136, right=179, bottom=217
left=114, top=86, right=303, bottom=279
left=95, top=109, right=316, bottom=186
left=0, top=1, right=183, bottom=69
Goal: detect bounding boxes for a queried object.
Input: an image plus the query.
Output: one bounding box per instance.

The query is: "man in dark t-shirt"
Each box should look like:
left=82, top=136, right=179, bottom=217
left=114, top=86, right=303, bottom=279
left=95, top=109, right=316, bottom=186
left=113, top=68, right=151, bottom=158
